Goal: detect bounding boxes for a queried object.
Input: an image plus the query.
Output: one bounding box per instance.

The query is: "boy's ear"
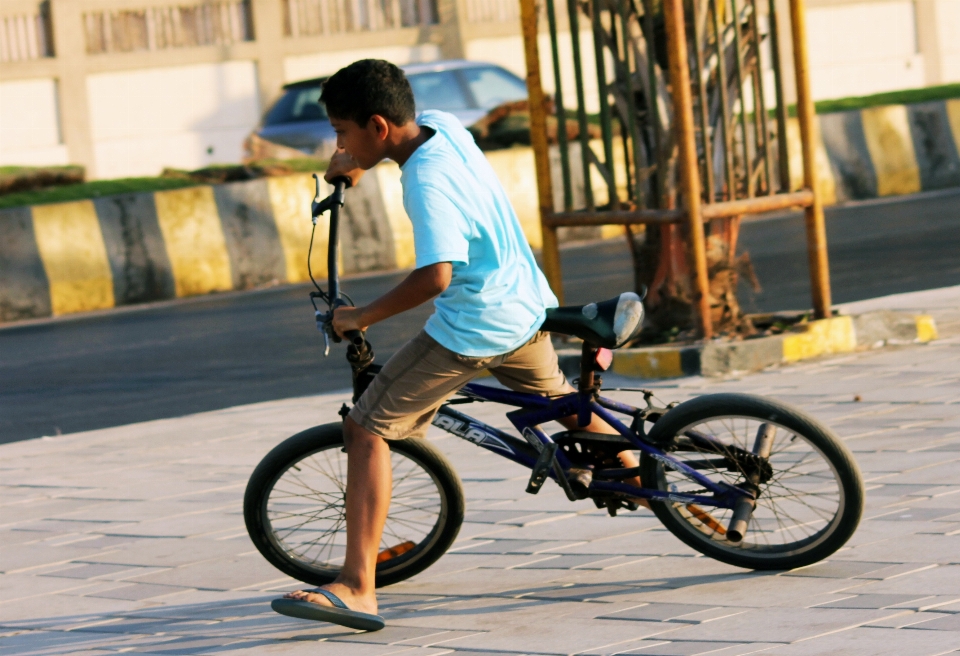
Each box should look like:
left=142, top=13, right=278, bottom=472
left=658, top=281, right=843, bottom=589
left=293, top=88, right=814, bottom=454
left=369, top=115, right=390, bottom=141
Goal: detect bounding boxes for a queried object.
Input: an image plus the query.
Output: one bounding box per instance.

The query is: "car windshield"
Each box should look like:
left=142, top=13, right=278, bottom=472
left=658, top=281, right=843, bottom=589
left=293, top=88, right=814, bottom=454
left=264, top=85, right=327, bottom=126
left=408, top=71, right=471, bottom=112
left=461, top=67, right=528, bottom=110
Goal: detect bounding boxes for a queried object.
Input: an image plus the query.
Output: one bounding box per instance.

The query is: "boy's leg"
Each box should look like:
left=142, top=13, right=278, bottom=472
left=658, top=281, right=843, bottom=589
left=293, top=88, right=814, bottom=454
left=282, top=330, right=486, bottom=613
left=554, top=390, right=647, bottom=504
left=283, top=416, right=390, bottom=614
left=490, top=332, right=649, bottom=506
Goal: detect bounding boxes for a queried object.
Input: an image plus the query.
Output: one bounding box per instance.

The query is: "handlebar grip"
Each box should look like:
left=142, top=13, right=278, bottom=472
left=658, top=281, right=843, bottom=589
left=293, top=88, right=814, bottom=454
left=330, top=175, right=352, bottom=189
left=344, top=329, right=365, bottom=347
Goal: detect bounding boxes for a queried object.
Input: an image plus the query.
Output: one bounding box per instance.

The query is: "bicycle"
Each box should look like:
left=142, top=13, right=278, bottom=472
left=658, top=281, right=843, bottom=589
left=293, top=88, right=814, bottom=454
left=243, top=176, right=865, bottom=587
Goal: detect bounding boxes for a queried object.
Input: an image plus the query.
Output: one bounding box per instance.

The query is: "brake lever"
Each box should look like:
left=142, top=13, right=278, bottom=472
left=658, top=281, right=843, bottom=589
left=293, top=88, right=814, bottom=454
left=315, top=310, right=332, bottom=357
left=315, top=297, right=352, bottom=357
left=311, top=173, right=349, bottom=220
left=311, top=174, right=323, bottom=224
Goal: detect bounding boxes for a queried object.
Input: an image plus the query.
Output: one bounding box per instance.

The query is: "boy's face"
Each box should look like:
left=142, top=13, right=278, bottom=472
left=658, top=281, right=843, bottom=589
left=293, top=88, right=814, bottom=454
left=329, top=115, right=388, bottom=170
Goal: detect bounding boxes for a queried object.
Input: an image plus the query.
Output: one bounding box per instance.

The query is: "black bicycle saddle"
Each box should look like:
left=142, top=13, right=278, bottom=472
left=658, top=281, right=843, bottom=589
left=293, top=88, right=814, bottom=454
left=541, top=292, right=645, bottom=349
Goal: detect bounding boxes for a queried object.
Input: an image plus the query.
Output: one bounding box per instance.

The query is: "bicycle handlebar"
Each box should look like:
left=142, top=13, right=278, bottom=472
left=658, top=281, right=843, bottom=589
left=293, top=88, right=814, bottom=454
left=343, top=329, right=365, bottom=347
left=311, top=174, right=351, bottom=218
left=309, top=173, right=369, bottom=357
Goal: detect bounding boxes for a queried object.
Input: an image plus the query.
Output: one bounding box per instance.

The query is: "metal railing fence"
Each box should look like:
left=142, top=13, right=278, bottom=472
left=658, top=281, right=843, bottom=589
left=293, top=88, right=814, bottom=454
left=521, top=0, right=831, bottom=337
left=283, top=0, right=438, bottom=35
left=0, top=1, right=53, bottom=62
left=82, top=1, right=254, bottom=54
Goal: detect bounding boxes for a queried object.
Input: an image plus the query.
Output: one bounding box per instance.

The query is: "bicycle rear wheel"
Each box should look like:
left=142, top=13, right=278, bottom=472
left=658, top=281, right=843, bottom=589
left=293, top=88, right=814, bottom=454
left=641, top=393, right=864, bottom=570
left=244, top=423, right=464, bottom=587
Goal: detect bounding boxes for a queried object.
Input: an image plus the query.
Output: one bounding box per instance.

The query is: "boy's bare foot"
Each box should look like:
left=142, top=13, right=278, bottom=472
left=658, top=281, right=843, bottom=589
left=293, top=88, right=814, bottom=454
left=283, top=581, right=377, bottom=615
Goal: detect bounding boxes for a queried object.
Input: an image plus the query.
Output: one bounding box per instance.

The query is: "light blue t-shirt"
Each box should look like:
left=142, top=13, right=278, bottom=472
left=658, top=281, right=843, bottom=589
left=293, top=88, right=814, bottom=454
left=400, top=110, right=558, bottom=357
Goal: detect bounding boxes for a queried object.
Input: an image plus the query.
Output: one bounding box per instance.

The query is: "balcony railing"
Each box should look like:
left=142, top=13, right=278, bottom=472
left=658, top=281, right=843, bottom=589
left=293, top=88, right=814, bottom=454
left=83, top=1, right=254, bottom=55
left=282, top=0, right=438, bottom=36
left=0, top=2, right=53, bottom=62
left=465, top=0, right=518, bottom=24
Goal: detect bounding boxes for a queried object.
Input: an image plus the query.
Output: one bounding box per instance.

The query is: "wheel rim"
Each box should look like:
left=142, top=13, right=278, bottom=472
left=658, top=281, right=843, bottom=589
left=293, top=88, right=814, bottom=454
left=262, top=443, right=448, bottom=577
left=653, top=415, right=846, bottom=559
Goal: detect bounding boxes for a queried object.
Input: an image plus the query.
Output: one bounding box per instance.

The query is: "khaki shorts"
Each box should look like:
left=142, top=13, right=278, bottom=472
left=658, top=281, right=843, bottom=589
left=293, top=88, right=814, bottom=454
left=349, top=330, right=570, bottom=440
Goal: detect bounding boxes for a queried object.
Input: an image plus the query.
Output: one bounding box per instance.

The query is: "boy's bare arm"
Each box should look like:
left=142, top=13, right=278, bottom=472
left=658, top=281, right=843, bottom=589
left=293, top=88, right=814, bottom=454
left=332, top=262, right=452, bottom=336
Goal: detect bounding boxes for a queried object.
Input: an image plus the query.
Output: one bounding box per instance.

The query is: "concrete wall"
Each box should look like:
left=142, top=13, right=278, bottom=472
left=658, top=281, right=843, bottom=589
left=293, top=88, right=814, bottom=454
left=3, top=0, right=959, bottom=181
left=0, top=163, right=546, bottom=322
left=0, top=173, right=350, bottom=322
left=0, top=0, right=465, bottom=179
left=936, top=0, right=960, bottom=82
left=283, top=44, right=443, bottom=80
left=792, top=99, right=960, bottom=204
left=0, top=78, right=69, bottom=166
left=4, top=98, right=958, bottom=324
left=806, top=0, right=925, bottom=100
left=0, top=140, right=620, bottom=323
left=87, top=61, right=262, bottom=179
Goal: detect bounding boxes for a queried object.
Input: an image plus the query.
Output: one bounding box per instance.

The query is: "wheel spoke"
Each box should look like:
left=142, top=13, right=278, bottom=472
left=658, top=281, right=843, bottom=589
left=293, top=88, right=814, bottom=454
left=654, top=411, right=850, bottom=559
left=263, top=442, right=446, bottom=573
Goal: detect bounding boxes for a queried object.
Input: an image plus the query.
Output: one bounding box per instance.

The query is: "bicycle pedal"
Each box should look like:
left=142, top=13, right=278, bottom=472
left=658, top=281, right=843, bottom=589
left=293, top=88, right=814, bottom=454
left=603, top=499, right=638, bottom=517
left=567, top=468, right=593, bottom=500
left=526, top=443, right=558, bottom=494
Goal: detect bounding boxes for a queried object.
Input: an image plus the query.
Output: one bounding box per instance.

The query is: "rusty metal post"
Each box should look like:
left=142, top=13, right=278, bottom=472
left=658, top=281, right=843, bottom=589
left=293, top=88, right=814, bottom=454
left=519, top=0, right=565, bottom=304
left=663, top=0, right=713, bottom=339
left=789, top=0, right=831, bottom=318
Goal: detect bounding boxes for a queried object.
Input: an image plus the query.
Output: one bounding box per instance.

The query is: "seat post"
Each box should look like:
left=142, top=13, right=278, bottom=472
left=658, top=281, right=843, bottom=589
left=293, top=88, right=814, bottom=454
left=579, top=342, right=597, bottom=393
left=577, top=342, right=598, bottom=427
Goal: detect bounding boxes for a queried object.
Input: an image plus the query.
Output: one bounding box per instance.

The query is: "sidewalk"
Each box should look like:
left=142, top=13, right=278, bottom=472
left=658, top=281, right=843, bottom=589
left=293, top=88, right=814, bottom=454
left=837, top=285, right=960, bottom=337
left=2, top=288, right=960, bottom=655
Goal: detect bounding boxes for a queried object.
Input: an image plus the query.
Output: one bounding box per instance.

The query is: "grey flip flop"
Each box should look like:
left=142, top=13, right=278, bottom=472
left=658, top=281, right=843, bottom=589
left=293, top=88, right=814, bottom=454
left=271, top=588, right=385, bottom=632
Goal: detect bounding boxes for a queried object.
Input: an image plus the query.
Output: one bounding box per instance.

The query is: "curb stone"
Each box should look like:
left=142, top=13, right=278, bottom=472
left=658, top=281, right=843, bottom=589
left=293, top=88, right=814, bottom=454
left=556, top=311, right=939, bottom=380
left=4, top=98, right=959, bottom=325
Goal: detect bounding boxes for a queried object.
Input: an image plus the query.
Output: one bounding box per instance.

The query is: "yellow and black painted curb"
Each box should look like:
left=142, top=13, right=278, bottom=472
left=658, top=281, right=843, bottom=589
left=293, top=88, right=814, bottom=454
left=0, top=148, right=605, bottom=324
left=2, top=100, right=958, bottom=325
left=795, top=99, right=960, bottom=203
left=557, top=312, right=939, bottom=380
left=0, top=171, right=412, bottom=323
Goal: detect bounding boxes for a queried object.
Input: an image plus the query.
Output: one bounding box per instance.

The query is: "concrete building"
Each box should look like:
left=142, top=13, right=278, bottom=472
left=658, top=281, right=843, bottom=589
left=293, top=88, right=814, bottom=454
left=1, top=0, right=957, bottom=179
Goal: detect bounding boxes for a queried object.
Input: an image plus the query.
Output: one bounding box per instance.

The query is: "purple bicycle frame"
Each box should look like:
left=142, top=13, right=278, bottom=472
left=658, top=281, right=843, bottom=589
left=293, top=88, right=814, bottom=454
left=431, top=382, right=750, bottom=510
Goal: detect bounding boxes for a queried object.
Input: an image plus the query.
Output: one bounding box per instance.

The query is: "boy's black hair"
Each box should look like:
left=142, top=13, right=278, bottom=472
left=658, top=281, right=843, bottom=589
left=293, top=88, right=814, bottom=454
left=320, top=59, right=415, bottom=126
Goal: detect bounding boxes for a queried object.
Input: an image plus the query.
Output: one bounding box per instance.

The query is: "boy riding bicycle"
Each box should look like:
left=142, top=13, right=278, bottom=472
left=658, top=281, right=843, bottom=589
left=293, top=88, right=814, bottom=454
left=276, top=59, right=643, bottom=629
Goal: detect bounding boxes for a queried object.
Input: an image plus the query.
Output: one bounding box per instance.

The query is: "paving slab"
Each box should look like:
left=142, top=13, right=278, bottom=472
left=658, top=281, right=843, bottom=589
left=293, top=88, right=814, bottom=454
left=2, top=295, right=960, bottom=654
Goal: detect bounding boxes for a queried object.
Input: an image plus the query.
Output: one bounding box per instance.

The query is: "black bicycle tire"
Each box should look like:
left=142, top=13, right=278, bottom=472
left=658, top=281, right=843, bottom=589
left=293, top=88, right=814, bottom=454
left=244, top=423, right=465, bottom=587
left=640, top=393, right=864, bottom=570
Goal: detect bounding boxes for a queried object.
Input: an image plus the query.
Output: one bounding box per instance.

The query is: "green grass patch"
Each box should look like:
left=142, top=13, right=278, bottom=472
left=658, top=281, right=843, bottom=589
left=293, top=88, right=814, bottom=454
left=0, top=158, right=329, bottom=210
left=253, top=158, right=329, bottom=173
left=814, top=83, right=960, bottom=114
left=0, top=177, right=200, bottom=210
left=765, top=83, right=960, bottom=118
left=0, top=165, right=85, bottom=195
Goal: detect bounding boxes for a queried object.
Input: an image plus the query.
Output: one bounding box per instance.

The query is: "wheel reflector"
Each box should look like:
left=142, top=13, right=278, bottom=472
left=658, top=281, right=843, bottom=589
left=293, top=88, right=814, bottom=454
left=686, top=504, right=727, bottom=535
left=377, top=541, right=416, bottom=563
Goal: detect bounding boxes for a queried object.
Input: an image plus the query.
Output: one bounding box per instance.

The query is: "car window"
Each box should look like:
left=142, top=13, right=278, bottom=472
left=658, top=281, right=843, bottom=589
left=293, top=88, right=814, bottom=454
left=264, top=86, right=327, bottom=126
left=461, top=67, right=528, bottom=111
left=408, top=71, right=471, bottom=112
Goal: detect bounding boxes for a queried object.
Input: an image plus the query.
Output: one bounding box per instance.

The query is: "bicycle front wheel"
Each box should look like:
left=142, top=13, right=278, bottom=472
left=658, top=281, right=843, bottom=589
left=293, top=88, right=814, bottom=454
left=641, top=393, right=864, bottom=570
left=244, top=423, right=464, bottom=587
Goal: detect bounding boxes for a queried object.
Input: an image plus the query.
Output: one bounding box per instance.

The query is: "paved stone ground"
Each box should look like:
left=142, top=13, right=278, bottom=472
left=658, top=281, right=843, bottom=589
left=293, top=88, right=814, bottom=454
left=3, top=288, right=960, bottom=655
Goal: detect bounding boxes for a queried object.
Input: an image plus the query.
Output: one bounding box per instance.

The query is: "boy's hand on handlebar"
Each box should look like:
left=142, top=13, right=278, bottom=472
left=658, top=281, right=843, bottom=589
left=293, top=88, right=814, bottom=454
left=325, top=150, right=364, bottom=187
left=332, top=306, right=365, bottom=338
